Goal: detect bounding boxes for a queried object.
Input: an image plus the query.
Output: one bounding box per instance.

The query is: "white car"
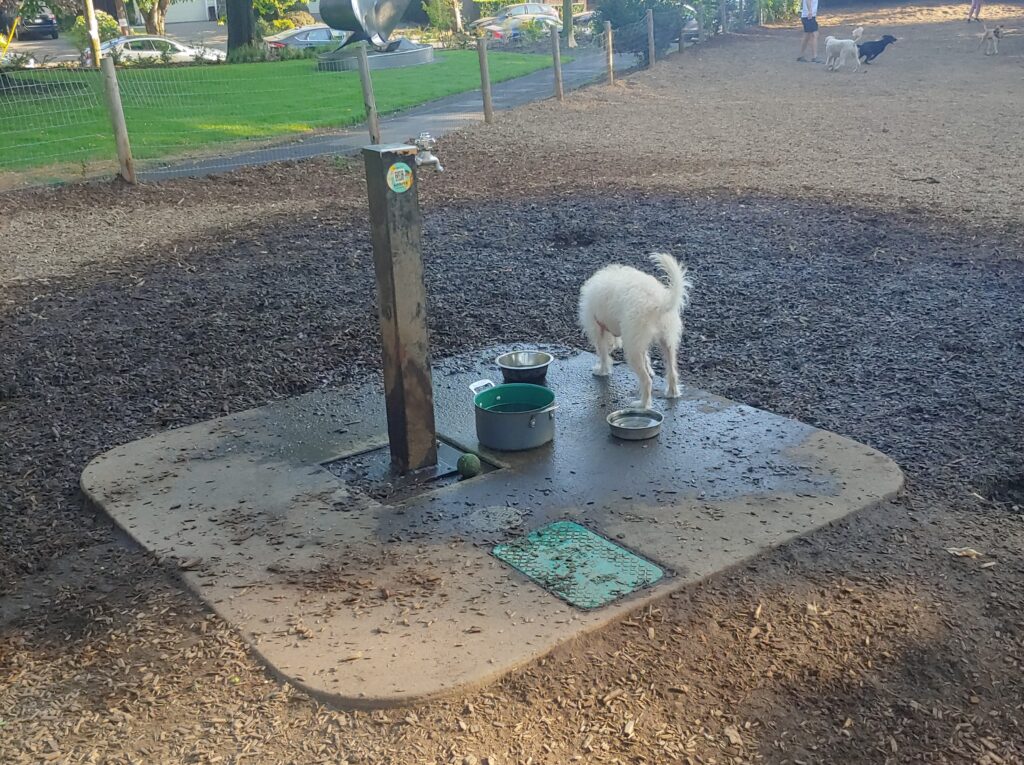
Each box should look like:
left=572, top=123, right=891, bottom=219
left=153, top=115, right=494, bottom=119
left=95, top=36, right=227, bottom=64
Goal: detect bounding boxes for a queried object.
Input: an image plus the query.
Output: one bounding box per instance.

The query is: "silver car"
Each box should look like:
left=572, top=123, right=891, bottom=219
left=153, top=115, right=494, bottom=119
left=96, top=36, right=226, bottom=64
left=470, top=3, right=561, bottom=31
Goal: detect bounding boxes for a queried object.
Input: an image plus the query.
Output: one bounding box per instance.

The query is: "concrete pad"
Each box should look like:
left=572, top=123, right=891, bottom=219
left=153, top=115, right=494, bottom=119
left=82, top=349, right=903, bottom=708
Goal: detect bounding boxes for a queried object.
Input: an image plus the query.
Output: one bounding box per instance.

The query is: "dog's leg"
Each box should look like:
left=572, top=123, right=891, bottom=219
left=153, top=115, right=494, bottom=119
left=592, top=330, right=614, bottom=377
left=659, top=339, right=681, bottom=399
left=626, top=348, right=654, bottom=410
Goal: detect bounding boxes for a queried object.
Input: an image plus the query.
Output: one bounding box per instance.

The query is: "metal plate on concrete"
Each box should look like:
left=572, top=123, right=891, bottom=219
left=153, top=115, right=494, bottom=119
left=493, top=521, right=664, bottom=610
left=81, top=348, right=904, bottom=708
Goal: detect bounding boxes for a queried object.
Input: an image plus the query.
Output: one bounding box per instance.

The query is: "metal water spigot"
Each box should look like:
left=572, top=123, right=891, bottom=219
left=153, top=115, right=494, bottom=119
left=413, top=132, right=443, bottom=173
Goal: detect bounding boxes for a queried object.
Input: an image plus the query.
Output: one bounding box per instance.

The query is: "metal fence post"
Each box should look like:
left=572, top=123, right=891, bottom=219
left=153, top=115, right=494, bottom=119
left=477, top=37, right=494, bottom=123
left=101, top=57, right=136, bottom=184
left=362, top=144, right=438, bottom=473
left=551, top=26, right=564, bottom=101
left=356, top=42, right=381, bottom=144
left=604, top=21, right=614, bottom=85
left=646, top=8, right=655, bottom=67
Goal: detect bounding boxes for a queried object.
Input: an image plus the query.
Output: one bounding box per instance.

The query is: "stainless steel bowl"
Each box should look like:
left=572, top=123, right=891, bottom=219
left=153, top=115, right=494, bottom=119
left=495, top=350, right=553, bottom=385
left=607, top=408, right=664, bottom=440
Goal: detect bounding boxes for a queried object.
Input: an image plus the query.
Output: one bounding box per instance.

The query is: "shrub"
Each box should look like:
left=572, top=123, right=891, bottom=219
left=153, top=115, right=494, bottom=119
left=473, top=0, right=505, bottom=19
left=423, top=0, right=455, bottom=31
left=271, top=17, right=295, bottom=30
left=69, top=10, right=120, bottom=53
left=275, top=44, right=318, bottom=59
left=594, top=0, right=682, bottom=63
left=227, top=42, right=270, bottom=62
left=759, top=0, right=799, bottom=21
left=285, top=10, right=316, bottom=26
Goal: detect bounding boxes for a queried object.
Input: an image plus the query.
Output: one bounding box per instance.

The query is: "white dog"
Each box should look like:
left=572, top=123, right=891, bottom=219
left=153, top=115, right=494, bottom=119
left=978, top=24, right=1003, bottom=55
left=825, top=26, right=864, bottom=71
left=578, top=253, right=693, bottom=410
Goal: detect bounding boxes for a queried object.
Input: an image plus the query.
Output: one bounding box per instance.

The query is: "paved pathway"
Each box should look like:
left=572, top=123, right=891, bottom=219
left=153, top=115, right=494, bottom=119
left=139, top=49, right=636, bottom=181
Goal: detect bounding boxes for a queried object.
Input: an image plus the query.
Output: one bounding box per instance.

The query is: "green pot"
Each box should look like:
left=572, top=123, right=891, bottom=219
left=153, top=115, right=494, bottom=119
left=469, top=380, right=557, bottom=451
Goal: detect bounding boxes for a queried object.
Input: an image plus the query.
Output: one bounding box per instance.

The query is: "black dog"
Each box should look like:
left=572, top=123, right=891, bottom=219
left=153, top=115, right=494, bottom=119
left=857, top=34, right=897, bottom=63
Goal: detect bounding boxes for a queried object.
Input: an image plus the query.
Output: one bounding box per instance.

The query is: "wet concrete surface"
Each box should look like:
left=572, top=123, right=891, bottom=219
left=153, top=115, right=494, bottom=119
left=81, top=348, right=903, bottom=708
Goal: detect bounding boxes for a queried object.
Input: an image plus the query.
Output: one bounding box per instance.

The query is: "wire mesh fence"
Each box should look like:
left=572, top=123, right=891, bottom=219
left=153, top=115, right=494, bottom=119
left=0, top=3, right=754, bottom=189
left=0, top=66, right=114, bottom=188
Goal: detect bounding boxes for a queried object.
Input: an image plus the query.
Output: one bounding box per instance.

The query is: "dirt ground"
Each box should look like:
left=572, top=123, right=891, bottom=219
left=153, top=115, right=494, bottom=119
left=2, top=2, right=1024, bottom=763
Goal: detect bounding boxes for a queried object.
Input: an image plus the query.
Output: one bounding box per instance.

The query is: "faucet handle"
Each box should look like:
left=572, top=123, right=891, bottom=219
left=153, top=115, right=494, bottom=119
left=414, top=132, right=437, bottom=152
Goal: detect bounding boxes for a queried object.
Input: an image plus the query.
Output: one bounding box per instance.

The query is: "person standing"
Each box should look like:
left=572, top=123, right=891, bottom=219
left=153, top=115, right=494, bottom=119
left=967, top=0, right=982, bottom=22
left=797, top=0, right=822, bottom=63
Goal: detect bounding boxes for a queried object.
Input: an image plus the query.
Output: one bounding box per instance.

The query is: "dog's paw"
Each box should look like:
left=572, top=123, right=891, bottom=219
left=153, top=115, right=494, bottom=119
left=591, top=365, right=611, bottom=377
left=665, top=386, right=682, bottom=399
left=630, top=399, right=654, bottom=410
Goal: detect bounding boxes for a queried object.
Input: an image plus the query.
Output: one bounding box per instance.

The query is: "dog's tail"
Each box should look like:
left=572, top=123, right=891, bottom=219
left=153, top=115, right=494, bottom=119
left=852, top=26, right=864, bottom=42
left=650, top=252, right=693, bottom=314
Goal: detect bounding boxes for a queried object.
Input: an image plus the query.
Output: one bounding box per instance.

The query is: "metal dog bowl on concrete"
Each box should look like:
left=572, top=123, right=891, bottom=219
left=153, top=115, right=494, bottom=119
left=607, top=408, right=664, bottom=440
left=495, top=350, right=553, bottom=385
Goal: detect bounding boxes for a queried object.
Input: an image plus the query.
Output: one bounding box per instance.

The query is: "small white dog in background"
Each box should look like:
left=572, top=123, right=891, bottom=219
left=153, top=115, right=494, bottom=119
left=578, top=253, right=693, bottom=410
left=825, top=26, right=864, bottom=71
left=978, top=24, right=1003, bottom=55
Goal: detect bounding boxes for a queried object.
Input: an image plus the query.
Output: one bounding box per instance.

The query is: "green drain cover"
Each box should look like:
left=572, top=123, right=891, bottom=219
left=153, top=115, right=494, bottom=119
left=492, top=521, right=664, bottom=610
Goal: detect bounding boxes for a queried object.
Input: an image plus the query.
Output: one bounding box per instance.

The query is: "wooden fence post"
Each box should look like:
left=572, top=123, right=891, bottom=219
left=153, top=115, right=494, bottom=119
left=646, top=8, right=655, bottom=67
left=82, top=0, right=102, bottom=68
left=356, top=42, right=381, bottom=144
left=362, top=145, right=438, bottom=474
left=477, top=37, right=494, bottom=123
left=605, top=21, right=614, bottom=85
left=101, top=57, right=136, bottom=184
left=551, top=26, right=564, bottom=101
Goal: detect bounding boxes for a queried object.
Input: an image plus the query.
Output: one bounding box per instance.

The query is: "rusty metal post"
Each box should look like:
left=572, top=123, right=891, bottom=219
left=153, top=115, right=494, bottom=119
left=362, top=144, right=438, bottom=473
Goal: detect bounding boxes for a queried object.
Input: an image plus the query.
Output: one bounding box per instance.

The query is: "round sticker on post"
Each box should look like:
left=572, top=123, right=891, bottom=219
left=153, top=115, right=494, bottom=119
left=386, top=162, right=414, bottom=194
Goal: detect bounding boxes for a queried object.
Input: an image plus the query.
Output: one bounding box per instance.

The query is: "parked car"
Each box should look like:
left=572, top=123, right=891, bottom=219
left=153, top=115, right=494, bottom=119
left=91, top=36, right=227, bottom=64
left=12, top=6, right=59, bottom=40
left=469, top=3, right=560, bottom=33
left=680, top=3, right=700, bottom=41
left=264, top=24, right=347, bottom=51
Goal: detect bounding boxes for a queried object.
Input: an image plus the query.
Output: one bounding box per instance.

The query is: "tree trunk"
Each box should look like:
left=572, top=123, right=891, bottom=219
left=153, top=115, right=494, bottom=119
left=226, top=0, right=260, bottom=51
left=452, top=0, right=463, bottom=33
left=112, top=0, right=130, bottom=34
left=143, top=4, right=159, bottom=34
left=562, top=0, right=576, bottom=47
left=156, top=0, right=170, bottom=34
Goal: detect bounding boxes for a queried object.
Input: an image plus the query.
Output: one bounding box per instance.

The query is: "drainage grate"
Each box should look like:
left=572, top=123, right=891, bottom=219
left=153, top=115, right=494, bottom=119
left=492, top=521, right=664, bottom=610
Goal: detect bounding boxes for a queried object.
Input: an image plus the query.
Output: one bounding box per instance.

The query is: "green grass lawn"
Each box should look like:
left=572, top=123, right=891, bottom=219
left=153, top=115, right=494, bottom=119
left=0, top=51, right=552, bottom=179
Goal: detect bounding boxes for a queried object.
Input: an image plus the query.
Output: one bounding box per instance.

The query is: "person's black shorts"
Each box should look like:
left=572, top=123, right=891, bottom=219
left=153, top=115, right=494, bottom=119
left=801, top=16, right=819, bottom=33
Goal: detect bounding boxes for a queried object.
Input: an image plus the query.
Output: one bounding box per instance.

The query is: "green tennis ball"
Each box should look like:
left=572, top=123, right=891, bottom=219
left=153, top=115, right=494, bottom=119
left=457, top=453, right=482, bottom=479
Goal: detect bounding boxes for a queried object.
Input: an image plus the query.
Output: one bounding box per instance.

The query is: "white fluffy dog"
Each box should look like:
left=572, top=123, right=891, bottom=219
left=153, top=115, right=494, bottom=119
left=578, top=253, right=693, bottom=410
left=825, top=26, right=864, bottom=71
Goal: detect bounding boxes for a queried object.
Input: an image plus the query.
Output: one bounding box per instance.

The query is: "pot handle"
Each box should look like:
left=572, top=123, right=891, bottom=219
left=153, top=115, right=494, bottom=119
left=528, top=404, right=558, bottom=428
left=469, top=379, right=495, bottom=396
